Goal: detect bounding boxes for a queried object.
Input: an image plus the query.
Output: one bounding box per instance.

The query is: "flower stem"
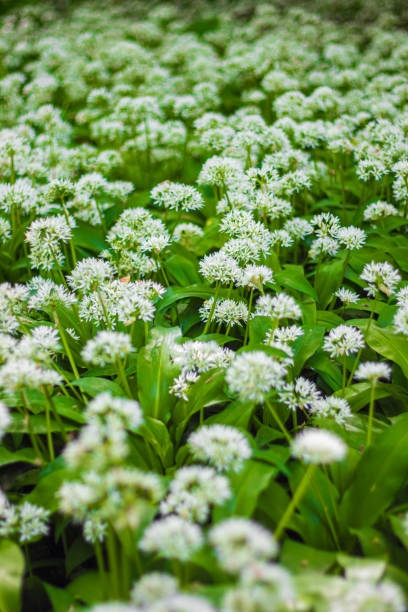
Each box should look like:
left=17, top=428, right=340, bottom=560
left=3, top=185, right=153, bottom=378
left=243, top=287, right=254, bottom=346
left=275, top=463, right=317, bottom=540
left=116, top=358, right=132, bottom=398
left=203, top=282, right=220, bottom=335
left=366, top=382, right=376, bottom=448
left=265, top=399, right=292, bottom=444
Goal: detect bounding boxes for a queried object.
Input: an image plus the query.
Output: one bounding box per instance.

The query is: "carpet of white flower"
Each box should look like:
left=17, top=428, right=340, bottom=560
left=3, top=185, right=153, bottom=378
left=1, top=2, right=408, bottom=610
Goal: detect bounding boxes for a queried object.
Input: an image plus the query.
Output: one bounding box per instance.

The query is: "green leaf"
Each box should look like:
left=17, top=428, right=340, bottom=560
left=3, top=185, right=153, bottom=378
left=0, top=540, right=24, bottom=612
left=365, top=325, right=408, bottom=378
left=165, top=253, right=201, bottom=286
left=214, top=460, right=276, bottom=519
left=339, top=414, right=408, bottom=529
left=314, top=259, right=344, bottom=309
left=25, top=464, right=67, bottom=511
left=72, top=377, right=126, bottom=397
left=67, top=571, right=102, bottom=605
left=275, top=265, right=318, bottom=299
left=137, top=327, right=180, bottom=421
left=43, top=582, right=76, bottom=612
left=66, top=537, right=94, bottom=577
left=293, top=326, right=325, bottom=376
left=0, top=447, right=36, bottom=466
left=280, top=540, right=337, bottom=573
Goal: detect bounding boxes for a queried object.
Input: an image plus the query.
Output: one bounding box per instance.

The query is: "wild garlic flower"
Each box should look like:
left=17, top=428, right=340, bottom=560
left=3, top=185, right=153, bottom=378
left=0, top=218, right=11, bottom=242
left=67, top=258, right=114, bottom=293
left=0, top=179, right=38, bottom=215
left=309, top=236, right=340, bottom=258
left=364, top=200, right=398, bottom=221
left=291, top=429, right=347, bottom=464
left=169, top=371, right=199, bottom=401
left=44, top=177, right=76, bottom=203
left=323, top=325, right=364, bottom=358
left=355, top=361, right=391, bottom=383
left=226, top=351, right=287, bottom=403
left=311, top=212, right=341, bottom=239
left=25, top=214, right=74, bottom=271
left=310, top=397, right=352, bottom=425
left=0, top=498, right=50, bottom=543
left=83, top=514, right=107, bottom=544
left=360, top=261, right=401, bottom=297
left=209, top=518, right=278, bottom=573
left=265, top=325, right=304, bottom=345
left=199, top=252, right=240, bottom=285
left=0, top=358, right=62, bottom=391
left=14, top=325, right=61, bottom=362
left=198, top=156, right=242, bottom=188
left=82, top=331, right=134, bottom=366
left=241, top=561, right=294, bottom=596
left=284, top=217, right=313, bottom=239
left=329, top=579, right=405, bottom=612
left=148, top=594, right=216, bottom=612
left=278, top=377, right=321, bottom=411
left=28, top=277, right=76, bottom=310
left=394, top=306, right=408, bottom=335
left=0, top=401, right=10, bottom=439
left=396, top=286, right=408, bottom=308
left=151, top=181, right=204, bottom=211
left=139, top=516, right=203, bottom=561
left=63, top=393, right=143, bottom=471
left=131, top=573, right=178, bottom=606
left=254, top=293, right=302, bottom=322
left=212, top=298, right=248, bottom=328
left=160, top=466, right=231, bottom=523
left=171, top=340, right=233, bottom=374
left=337, top=226, right=366, bottom=250
left=173, top=223, right=204, bottom=248
left=188, top=425, right=251, bottom=472
left=239, top=265, right=273, bottom=290
left=335, top=287, right=360, bottom=305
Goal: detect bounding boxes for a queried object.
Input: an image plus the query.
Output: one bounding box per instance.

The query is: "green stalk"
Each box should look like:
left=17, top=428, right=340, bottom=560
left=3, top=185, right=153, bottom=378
left=42, top=387, right=55, bottom=461
left=243, top=287, right=254, bottom=346
left=106, top=527, right=120, bottom=599
left=341, top=354, right=347, bottom=398
left=203, top=281, right=221, bottom=335
left=275, top=463, right=317, bottom=540
left=366, top=382, right=376, bottom=448
left=94, top=540, right=107, bottom=600
left=21, top=390, right=43, bottom=461
left=54, top=312, right=80, bottom=380
left=42, top=384, right=68, bottom=443
left=97, top=290, right=112, bottom=330
left=116, top=358, right=132, bottom=398
left=265, top=399, right=292, bottom=444
left=347, top=298, right=376, bottom=385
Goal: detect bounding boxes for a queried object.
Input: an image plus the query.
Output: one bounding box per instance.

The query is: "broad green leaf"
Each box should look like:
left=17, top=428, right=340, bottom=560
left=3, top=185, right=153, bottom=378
left=280, top=540, right=337, bottom=573
left=0, top=540, right=24, bottom=612
left=0, top=447, right=36, bottom=466
left=314, top=259, right=344, bottom=309
left=293, top=326, right=325, bottom=376
left=365, top=325, right=408, bottom=378
left=216, top=460, right=276, bottom=518
left=275, top=265, right=318, bottom=299
left=43, top=582, right=76, bottom=612
left=137, top=327, right=180, bottom=421
left=67, top=571, right=102, bottom=605
left=165, top=253, right=201, bottom=285
left=72, top=377, right=126, bottom=397
left=339, top=414, right=408, bottom=529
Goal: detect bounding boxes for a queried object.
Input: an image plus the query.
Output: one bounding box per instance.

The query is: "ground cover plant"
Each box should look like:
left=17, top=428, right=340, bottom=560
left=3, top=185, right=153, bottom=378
left=1, top=1, right=408, bottom=610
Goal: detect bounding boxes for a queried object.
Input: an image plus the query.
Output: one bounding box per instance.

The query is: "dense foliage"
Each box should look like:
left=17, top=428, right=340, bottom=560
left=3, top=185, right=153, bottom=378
left=1, top=2, right=408, bottom=611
